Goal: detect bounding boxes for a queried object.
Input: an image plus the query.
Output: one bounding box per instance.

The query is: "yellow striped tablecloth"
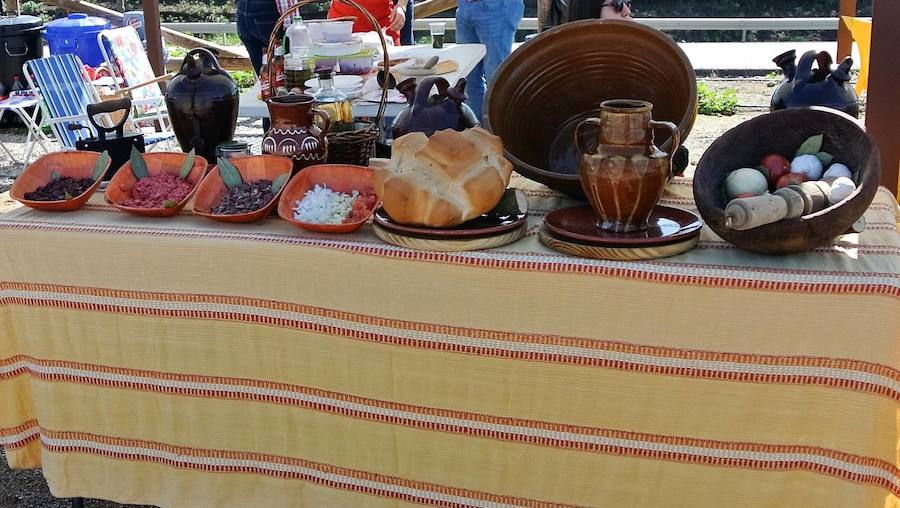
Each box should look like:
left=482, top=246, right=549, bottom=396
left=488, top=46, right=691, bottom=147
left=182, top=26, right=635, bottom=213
left=1, top=176, right=899, bottom=508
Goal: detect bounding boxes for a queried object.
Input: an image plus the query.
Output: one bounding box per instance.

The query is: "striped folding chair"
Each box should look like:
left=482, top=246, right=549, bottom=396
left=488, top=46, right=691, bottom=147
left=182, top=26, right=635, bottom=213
left=23, top=54, right=173, bottom=153
left=98, top=26, right=175, bottom=148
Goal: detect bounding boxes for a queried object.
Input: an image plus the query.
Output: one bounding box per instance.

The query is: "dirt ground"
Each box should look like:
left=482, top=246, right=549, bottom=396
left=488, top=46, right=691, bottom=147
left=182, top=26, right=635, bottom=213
left=0, top=77, right=862, bottom=507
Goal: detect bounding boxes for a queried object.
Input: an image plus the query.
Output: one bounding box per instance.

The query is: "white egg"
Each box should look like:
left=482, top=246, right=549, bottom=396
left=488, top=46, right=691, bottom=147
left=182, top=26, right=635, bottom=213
left=828, top=176, right=856, bottom=205
left=791, top=154, right=824, bottom=180
left=823, top=163, right=852, bottom=180
left=725, top=168, right=768, bottom=199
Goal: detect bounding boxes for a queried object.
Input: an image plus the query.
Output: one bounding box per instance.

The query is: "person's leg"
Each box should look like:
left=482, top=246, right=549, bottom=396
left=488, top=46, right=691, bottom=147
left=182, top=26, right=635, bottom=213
left=237, top=0, right=278, bottom=131
left=400, top=0, right=414, bottom=45
left=455, top=2, right=485, bottom=122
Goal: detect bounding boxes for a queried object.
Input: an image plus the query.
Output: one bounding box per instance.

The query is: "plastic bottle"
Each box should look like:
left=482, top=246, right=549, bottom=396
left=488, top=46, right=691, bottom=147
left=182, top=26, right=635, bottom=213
left=285, top=16, right=313, bottom=58
left=11, top=75, right=25, bottom=94
left=273, top=44, right=286, bottom=91
left=258, top=55, right=271, bottom=101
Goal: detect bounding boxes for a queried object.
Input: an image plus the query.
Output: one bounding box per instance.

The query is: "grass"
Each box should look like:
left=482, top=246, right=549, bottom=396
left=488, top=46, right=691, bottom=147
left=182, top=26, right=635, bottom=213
left=698, top=83, right=738, bottom=116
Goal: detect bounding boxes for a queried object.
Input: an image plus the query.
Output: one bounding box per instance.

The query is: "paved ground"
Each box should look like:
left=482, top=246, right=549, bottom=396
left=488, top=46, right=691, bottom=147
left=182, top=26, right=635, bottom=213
left=0, top=77, right=862, bottom=507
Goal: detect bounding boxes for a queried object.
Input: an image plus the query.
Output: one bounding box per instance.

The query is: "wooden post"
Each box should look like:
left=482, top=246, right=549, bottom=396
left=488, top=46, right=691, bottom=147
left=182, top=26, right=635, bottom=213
left=837, top=0, right=857, bottom=60
left=4, top=0, right=19, bottom=14
left=142, top=0, right=164, bottom=76
left=866, top=0, right=900, bottom=194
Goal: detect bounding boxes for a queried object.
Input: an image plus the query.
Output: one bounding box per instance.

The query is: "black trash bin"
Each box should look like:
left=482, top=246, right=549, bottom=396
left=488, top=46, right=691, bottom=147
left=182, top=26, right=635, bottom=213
left=0, top=14, right=44, bottom=92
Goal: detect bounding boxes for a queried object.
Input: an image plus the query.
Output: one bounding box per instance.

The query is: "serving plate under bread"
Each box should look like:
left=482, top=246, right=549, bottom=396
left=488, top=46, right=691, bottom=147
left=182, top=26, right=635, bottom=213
left=373, top=188, right=528, bottom=251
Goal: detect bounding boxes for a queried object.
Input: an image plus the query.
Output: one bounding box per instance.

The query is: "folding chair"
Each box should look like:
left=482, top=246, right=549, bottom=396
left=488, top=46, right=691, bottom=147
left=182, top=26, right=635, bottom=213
left=23, top=54, right=171, bottom=155
left=98, top=26, right=175, bottom=148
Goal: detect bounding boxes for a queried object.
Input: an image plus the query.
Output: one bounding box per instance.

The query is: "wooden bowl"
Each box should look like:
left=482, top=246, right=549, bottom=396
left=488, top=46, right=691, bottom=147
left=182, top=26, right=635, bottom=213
left=10, top=152, right=110, bottom=211
left=192, top=155, right=293, bottom=223
left=693, top=107, right=880, bottom=254
left=277, top=164, right=379, bottom=234
left=484, top=20, right=697, bottom=198
left=104, top=152, right=208, bottom=217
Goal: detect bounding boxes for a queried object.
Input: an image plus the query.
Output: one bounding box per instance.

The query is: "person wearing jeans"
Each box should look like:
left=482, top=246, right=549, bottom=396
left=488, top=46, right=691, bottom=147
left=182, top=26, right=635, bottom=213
left=455, top=0, right=524, bottom=123
left=236, top=0, right=279, bottom=131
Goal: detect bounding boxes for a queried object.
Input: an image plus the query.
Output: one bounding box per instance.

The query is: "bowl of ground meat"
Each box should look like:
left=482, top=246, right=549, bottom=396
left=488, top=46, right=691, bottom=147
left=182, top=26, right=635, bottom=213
left=105, top=152, right=208, bottom=217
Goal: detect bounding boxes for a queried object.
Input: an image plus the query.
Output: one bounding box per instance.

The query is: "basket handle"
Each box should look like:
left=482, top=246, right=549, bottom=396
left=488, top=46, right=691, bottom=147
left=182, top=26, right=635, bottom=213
left=265, top=0, right=390, bottom=126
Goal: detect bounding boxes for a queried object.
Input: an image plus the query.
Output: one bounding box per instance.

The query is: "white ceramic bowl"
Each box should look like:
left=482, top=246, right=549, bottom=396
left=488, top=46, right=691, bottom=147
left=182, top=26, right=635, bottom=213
left=322, top=20, right=354, bottom=43
left=313, top=37, right=362, bottom=57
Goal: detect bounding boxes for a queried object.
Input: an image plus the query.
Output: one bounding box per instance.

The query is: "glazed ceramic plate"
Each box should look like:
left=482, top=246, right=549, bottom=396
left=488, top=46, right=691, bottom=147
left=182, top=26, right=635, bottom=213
left=374, top=222, right=526, bottom=252
left=373, top=188, right=528, bottom=240
left=361, top=89, right=406, bottom=103
left=543, top=205, right=703, bottom=247
left=539, top=229, right=699, bottom=260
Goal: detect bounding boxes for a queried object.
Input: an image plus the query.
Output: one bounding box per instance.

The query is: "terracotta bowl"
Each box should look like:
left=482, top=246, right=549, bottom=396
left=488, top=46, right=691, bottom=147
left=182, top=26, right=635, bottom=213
left=693, top=107, right=880, bottom=254
left=193, top=155, right=293, bottom=223
left=277, top=164, right=380, bottom=234
left=484, top=20, right=697, bottom=198
left=104, top=152, right=209, bottom=217
left=11, top=152, right=110, bottom=212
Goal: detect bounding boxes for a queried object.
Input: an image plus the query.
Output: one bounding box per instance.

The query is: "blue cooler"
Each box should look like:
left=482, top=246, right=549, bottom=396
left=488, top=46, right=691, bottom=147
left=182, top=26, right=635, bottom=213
left=45, top=13, right=110, bottom=67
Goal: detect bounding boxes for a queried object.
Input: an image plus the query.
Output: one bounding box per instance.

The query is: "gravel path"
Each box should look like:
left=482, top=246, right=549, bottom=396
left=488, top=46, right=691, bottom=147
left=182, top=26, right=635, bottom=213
left=0, top=78, right=848, bottom=507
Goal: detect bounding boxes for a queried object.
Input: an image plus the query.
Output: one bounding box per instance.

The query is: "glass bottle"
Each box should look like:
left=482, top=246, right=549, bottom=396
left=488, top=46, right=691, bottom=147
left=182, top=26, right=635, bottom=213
left=313, top=69, right=354, bottom=132
left=11, top=75, right=25, bottom=94
left=284, top=55, right=314, bottom=91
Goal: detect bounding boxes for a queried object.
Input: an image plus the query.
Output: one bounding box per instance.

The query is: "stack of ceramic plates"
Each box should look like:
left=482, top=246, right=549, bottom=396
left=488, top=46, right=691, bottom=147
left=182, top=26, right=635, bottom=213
left=304, top=75, right=364, bottom=99
left=539, top=205, right=703, bottom=260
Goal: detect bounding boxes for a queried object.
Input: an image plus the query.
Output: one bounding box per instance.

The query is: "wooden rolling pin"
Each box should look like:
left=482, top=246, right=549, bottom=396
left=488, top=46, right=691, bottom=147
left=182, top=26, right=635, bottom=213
left=724, top=181, right=830, bottom=230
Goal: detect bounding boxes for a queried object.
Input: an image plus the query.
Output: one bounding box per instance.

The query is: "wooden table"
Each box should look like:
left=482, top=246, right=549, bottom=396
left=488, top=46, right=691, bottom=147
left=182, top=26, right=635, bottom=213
left=1, top=179, right=898, bottom=507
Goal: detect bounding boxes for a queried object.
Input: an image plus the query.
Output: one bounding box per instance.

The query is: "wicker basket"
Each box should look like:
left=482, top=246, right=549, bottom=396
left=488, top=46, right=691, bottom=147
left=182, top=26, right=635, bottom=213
left=264, top=0, right=389, bottom=166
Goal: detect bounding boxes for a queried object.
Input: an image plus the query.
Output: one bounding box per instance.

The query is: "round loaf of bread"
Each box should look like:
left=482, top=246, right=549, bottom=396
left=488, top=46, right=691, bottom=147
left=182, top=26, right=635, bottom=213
left=372, top=127, right=513, bottom=227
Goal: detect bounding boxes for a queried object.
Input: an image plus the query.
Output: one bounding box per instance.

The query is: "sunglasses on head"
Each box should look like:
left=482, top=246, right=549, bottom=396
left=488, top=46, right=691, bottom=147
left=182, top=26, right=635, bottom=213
left=601, top=0, right=632, bottom=13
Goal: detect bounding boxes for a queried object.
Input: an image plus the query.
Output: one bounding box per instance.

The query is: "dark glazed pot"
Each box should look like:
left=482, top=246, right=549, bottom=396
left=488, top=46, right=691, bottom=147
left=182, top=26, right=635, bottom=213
left=391, top=76, right=479, bottom=139
left=165, top=48, right=239, bottom=163
left=770, top=49, right=859, bottom=118
left=484, top=20, right=697, bottom=198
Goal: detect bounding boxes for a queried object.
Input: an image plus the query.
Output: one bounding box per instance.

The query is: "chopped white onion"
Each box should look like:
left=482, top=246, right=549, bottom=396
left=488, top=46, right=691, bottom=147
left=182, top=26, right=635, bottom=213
left=293, top=184, right=359, bottom=224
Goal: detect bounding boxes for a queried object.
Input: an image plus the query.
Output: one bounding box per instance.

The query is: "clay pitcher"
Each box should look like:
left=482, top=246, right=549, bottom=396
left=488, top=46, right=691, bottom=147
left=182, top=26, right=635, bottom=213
left=262, top=94, right=330, bottom=170
left=576, top=99, right=679, bottom=232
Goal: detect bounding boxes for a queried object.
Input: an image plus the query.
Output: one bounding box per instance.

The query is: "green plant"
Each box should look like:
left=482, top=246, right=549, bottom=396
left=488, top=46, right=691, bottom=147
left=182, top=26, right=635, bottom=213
left=697, top=83, right=738, bottom=116
left=229, top=70, right=256, bottom=90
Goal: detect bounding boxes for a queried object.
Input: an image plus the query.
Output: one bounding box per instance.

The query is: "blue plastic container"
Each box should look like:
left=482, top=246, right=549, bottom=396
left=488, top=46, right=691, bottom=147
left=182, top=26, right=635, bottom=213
left=45, top=13, right=110, bottom=67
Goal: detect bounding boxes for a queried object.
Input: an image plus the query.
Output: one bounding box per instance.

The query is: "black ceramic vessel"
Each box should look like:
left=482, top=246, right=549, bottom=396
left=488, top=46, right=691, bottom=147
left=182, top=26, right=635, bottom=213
left=770, top=49, right=859, bottom=118
left=165, top=48, right=239, bottom=162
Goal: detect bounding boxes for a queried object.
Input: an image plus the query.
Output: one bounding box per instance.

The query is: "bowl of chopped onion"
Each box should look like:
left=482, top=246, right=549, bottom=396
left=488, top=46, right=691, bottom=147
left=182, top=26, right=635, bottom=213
left=277, top=164, right=380, bottom=233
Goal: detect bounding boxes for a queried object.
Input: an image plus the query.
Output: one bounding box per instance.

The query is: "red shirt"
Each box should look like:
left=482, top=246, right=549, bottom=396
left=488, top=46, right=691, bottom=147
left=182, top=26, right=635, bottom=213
left=327, top=0, right=400, bottom=45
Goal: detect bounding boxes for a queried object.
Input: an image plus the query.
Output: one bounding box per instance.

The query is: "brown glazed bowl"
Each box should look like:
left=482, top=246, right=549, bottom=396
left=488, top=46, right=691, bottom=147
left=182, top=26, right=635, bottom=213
left=193, top=155, right=293, bottom=223
left=11, top=152, right=109, bottom=211
left=693, top=107, right=880, bottom=254
left=105, top=152, right=208, bottom=217
left=484, top=19, right=697, bottom=198
left=278, top=164, right=380, bottom=234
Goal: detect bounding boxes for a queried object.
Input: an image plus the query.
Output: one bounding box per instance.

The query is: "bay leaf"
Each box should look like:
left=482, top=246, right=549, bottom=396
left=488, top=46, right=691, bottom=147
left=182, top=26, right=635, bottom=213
left=92, top=151, right=111, bottom=181
left=179, top=149, right=196, bottom=180
left=163, top=199, right=178, bottom=208
left=130, top=146, right=149, bottom=180
left=815, top=152, right=834, bottom=167
left=795, top=134, right=823, bottom=156
left=218, top=157, right=243, bottom=189
left=272, top=172, right=290, bottom=194
left=64, top=191, right=73, bottom=200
